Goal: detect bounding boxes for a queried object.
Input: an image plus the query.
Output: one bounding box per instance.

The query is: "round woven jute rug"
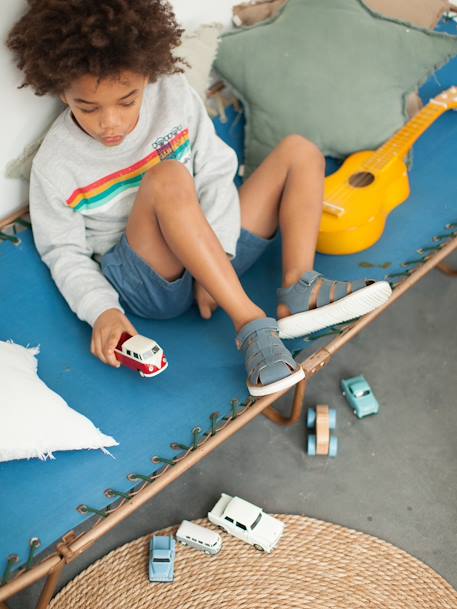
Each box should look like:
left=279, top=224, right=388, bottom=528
left=49, top=515, right=457, bottom=609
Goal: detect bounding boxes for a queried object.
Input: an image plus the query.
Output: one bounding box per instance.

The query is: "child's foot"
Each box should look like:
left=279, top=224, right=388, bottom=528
left=236, top=317, right=305, bottom=397
left=276, top=271, right=392, bottom=339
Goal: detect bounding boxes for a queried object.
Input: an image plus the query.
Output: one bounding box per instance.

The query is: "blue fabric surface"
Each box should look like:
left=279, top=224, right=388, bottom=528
left=1, top=17, right=457, bottom=574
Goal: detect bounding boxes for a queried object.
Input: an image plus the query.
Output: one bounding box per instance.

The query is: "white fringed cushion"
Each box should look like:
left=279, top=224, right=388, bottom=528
left=0, top=341, right=118, bottom=462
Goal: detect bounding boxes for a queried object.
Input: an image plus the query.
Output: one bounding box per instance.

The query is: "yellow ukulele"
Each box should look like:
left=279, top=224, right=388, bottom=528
left=317, top=87, right=457, bottom=255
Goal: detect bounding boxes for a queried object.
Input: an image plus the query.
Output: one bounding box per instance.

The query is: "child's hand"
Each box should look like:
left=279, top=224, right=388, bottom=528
left=194, top=281, right=218, bottom=320
left=92, top=308, right=138, bottom=367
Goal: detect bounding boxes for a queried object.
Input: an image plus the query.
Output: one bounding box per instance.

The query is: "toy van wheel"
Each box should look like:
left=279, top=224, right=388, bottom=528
left=307, top=407, right=316, bottom=428
left=139, top=371, right=144, bottom=377
left=329, top=408, right=337, bottom=430
left=253, top=544, right=265, bottom=552
left=307, top=434, right=316, bottom=456
left=329, top=436, right=338, bottom=457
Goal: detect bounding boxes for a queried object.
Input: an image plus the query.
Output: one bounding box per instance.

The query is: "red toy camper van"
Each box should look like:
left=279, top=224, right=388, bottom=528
left=114, top=332, right=167, bottom=378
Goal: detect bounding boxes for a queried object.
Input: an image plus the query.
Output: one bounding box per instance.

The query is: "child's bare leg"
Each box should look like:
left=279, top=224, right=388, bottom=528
left=239, top=135, right=391, bottom=338
left=238, top=135, right=325, bottom=317
left=126, top=160, right=264, bottom=332
left=126, top=158, right=305, bottom=396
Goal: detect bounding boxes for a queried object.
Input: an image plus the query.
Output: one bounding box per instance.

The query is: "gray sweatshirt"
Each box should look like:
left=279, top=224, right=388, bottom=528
left=30, top=74, right=240, bottom=327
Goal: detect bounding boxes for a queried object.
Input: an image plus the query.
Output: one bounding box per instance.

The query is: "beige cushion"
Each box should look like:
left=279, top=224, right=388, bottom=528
left=232, top=0, right=288, bottom=27
left=365, top=0, right=449, bottom=30
left=177, top=23, right=224, bottom=101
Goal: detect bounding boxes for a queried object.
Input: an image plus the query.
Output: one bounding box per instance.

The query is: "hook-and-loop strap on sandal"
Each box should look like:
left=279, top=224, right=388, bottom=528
left=236, top=317, right=305, bottom=397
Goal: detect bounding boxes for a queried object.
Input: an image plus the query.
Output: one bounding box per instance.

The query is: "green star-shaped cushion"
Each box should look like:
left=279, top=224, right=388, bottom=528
left=214, top=0, right=457, bottom=175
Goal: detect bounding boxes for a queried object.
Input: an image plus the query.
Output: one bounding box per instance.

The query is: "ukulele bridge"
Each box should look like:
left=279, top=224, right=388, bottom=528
left=323, top=201, right=345, bottom=217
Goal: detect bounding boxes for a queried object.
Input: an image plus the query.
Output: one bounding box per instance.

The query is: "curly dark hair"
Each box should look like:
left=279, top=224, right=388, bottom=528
left=6, top=0, right=185, bottom=96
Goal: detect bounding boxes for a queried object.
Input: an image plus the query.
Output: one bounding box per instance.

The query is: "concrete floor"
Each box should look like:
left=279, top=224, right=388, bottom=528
left=9, top=266, right=457, bottom=608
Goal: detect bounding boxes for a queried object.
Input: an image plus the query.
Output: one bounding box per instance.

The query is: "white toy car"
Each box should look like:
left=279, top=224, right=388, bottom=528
left=208, top=493, right=284, bottom=552
left=176, top=520, right=222, bottom=555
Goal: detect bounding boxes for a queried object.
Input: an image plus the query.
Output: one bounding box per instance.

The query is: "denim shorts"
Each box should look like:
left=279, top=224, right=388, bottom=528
left=100, top=228, right=272, bottom=319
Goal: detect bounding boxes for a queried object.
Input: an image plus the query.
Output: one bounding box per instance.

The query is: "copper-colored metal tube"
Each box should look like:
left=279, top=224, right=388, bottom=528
left=263, top=378, right=309, bottom=426
left=35, top=560, right=66, bottom=609
left=0, top=206, right=29, bottom=230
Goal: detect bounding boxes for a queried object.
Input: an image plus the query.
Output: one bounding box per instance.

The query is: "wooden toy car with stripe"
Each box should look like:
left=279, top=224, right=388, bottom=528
left=114, top=332, right=167, bottom=378
left=307, top=405, right=338, bottom=457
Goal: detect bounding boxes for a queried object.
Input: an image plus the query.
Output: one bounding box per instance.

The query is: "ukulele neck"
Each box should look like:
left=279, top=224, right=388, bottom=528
left=372, top=99, right=448, bottom=170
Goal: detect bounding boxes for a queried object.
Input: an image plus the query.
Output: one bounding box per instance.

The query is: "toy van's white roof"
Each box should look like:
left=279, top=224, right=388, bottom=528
left=123, top=335, right=157, bottom=354
left=177, top=520, right=220, bottom=544
left=224, top=497, right=261, bottom=524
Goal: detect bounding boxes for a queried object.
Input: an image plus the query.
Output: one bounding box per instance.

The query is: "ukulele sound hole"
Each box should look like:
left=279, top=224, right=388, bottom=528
left=348, top=172, right=375, bottom=188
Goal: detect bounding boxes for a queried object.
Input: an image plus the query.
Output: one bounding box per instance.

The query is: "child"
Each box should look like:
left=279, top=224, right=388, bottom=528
left=7, top=0, right=391, bottom=397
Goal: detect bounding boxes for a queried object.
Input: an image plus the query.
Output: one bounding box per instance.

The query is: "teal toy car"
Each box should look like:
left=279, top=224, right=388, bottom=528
left=341, top=375, right=379, bottom=418
left=148, top=535, right=176, bottom=583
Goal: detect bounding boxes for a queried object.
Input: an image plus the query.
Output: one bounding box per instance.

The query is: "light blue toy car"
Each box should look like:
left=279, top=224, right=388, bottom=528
left=148, top=535, right=176, bottom=583
left=341, top=375, right=379, bottom=418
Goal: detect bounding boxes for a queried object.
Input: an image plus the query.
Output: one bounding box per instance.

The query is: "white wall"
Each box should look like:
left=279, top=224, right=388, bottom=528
left=0, top=0, right=238, bottom=221
left=171, top=0, right=237, bottom=30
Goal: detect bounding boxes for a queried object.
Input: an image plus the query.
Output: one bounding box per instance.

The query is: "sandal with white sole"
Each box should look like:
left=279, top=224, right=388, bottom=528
left=236, top=317, right=305, bottom=397
left=277, top=271, right=392, bottom=340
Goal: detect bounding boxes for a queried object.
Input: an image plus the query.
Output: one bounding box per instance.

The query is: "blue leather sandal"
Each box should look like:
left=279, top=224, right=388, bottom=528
left=236, top=317, right=305, bottom=397
left=277, top=271, right=392, bottom=339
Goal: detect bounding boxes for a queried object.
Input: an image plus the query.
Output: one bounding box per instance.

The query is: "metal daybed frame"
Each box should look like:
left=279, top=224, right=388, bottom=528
left=0, top=204, right=456, bottom=609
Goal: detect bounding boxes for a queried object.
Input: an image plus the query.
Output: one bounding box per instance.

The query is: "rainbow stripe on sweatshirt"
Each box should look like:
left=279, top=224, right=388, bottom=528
left=66, top=127, right=190, bottom=212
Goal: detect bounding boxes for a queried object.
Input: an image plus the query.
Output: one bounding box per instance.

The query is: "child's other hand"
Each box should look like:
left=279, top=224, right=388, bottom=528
left=194, top=281, right=218, bottom=320
left=92, top=308, right=138, bottom=367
